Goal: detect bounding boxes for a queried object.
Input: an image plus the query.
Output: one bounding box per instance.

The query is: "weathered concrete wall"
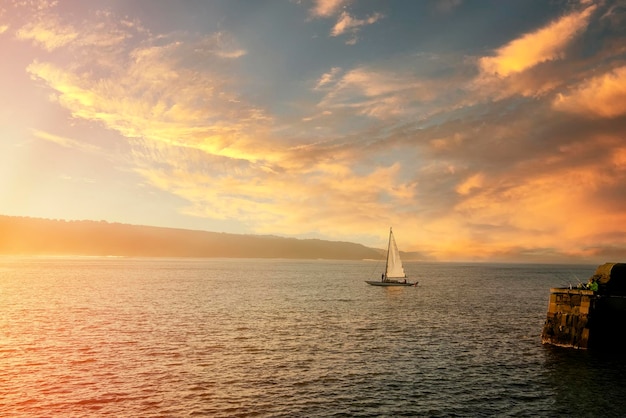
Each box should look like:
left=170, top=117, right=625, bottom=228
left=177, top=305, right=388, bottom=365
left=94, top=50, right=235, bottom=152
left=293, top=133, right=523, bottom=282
left=541, top=289, right=595, bottom=349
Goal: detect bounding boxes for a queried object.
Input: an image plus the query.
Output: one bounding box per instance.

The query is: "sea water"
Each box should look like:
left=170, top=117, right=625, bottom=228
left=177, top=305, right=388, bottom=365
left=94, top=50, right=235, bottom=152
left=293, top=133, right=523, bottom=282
left=1, top=257, right=625, bottom=417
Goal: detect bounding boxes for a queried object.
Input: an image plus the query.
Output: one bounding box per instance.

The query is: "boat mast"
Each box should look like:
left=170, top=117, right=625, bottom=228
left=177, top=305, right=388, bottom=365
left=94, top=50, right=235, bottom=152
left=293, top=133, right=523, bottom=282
left=384, top=227, right=392, bottom=279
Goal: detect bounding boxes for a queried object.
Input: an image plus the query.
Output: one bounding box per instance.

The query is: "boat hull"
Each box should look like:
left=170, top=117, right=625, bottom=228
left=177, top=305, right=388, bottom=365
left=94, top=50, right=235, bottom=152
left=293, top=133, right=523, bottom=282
left=365, top=280, right=417, bottom=287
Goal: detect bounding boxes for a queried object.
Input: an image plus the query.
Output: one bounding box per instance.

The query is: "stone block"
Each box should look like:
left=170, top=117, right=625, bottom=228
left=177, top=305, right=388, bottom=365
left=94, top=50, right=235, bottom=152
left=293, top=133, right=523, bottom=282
left=548, top=302, right=558, bottom=313
left=580, top=300, right=590, bottom=314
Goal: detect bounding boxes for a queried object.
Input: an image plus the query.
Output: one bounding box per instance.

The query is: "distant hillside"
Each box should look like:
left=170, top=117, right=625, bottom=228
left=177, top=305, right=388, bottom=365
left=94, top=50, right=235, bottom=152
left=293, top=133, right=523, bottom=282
left=0, top=215, right=386, bottom=260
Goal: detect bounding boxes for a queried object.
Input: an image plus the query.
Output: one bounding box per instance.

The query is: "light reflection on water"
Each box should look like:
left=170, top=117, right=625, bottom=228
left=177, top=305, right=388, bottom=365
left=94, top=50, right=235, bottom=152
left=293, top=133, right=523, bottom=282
left=1, top=257, right=625, bottom=416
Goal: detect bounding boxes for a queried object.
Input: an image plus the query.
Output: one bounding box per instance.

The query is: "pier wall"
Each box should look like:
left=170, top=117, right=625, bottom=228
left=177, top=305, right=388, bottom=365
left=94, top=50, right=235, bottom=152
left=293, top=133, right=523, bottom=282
left=541, top=289, right=594, bottom=349
left=542, top=262, right=626, bottom=350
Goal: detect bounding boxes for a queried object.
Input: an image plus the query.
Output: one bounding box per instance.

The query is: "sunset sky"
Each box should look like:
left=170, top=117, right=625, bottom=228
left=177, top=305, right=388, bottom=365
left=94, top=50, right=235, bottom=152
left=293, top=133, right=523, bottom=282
left=1, top=0, right=625, bottom=262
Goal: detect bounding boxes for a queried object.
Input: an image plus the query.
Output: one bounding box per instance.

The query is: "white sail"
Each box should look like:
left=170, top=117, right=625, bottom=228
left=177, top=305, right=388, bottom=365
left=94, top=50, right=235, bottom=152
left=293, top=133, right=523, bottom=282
left=365, top=227, right=417, bottom=286
left=385, top=229, right=406, bottom=278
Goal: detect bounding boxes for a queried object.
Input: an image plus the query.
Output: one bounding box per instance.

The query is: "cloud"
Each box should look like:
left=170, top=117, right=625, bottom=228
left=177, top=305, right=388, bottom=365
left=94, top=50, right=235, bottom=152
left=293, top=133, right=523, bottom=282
left=316, top=66, right=438, bottom=120
left=32, top=129, right=101, bottom=154
left=315, top=67, right=342, bottom=89
left=330, top=11, right=383, bottom=37
left=26, top=31, right=266, bottom=163
left=310, top=0, right=347, bottom=17
left=446, top=144, right=626, bottom=260
left=552, top=65, right=626, bottom=118
left=479, top=5, right=596, bottom=77
left=455, top=172, right=484, bottom=196
left=308, top=0, right=383, bottom=44
left=19, top=9, right=322, bottom=235
left=215, top=48, right=247, bottom=59
left=121, top=123, right=416, bottom=243
left=203, top=31, right=247, bottom=59
left=467, top=4, right=603, bottom=104
left=10, top=6, right=140, bottom=66
left=440, top=101, right=626, bottom=258
left=16, top=16, right=78, bottom=51
left=9, top=0, right=626, bottom=261
left=16, top=7, right=420, bottom=242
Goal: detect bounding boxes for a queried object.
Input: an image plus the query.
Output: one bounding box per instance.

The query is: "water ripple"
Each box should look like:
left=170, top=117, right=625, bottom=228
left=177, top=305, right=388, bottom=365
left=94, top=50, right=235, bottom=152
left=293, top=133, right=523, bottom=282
left=1, top=258, right=625, bottom=416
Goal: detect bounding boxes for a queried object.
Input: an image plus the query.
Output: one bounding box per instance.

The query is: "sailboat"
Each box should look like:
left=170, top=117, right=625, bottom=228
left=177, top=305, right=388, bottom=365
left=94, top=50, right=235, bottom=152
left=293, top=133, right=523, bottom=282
left=365, top=227, right=417, bottom=287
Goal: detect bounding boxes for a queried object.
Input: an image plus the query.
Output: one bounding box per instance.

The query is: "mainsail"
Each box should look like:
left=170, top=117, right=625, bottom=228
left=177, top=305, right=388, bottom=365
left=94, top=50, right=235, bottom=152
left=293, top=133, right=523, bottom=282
left=385, top=228, right=406, bottom=278
left=365, top=227, right=416, bottom=286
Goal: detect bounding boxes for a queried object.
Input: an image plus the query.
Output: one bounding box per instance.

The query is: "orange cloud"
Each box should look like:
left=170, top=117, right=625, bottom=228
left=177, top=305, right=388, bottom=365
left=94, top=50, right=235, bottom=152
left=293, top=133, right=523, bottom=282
left=448, top=140, right=626, bottom=260
left=479, top=5, right=595, bottom=77
left=310, top=0, right=347, bottom=17
left=455, top=172, right=485, bottom=196
left=552, top=65, right=626, bottom=118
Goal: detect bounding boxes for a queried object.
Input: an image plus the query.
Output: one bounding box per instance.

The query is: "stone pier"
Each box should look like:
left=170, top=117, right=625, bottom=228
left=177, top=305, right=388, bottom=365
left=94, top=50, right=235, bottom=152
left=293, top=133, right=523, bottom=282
left=541, top=263, right=626, bottom=350
left=541, top=288, right=595, bottom=349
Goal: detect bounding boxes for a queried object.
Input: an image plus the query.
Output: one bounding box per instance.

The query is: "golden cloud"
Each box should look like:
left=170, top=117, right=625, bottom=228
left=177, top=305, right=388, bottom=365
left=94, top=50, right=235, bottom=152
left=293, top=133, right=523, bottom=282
left=14, top=1, right=624, bottom=261
left=479, top=5, right=595, bottom=77
left=16, top=11, right=420, bottom=241
left=456, top=172, right=485, bottom=196
left=450, top=140, right=626, bottom=258
left=132, top=141, right=416, bottom=241
left=26, top=37, right=273, bottom=165
left=16, top=17, right=78, bottom=51
left=552, top=65, right=626, bottom=118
